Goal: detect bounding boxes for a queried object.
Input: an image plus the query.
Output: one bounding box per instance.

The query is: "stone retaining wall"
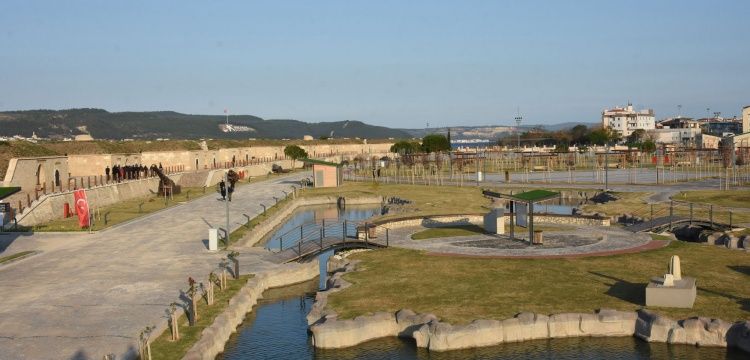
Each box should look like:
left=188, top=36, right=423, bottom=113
left=182, top=259, right=320, bottom=359
left=307, top=261, right=750, bottom=354
left=16, top=175, right=172, bottom=226
left=235, top=194, right=383, bottom=248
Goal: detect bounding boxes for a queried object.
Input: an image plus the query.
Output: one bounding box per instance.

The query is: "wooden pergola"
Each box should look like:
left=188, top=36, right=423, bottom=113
left=482, top=189, right=560, bottom=244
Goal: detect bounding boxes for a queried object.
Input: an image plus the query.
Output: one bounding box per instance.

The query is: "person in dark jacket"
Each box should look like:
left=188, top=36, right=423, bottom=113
left=218, top=180, right=226, bottom=200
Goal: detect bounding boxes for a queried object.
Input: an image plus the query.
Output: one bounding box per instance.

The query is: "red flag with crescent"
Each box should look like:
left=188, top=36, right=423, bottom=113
left=73, top=189, right=90, bottom=228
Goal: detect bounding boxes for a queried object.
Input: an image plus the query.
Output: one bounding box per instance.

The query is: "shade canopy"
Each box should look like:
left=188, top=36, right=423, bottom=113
left=482, top=189, right=560, bottom=203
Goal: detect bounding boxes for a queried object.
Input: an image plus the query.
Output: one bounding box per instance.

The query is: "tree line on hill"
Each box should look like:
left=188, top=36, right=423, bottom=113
left=0, top=108, right=411, bottom=140
left=390, top=125, right=658, bottom=155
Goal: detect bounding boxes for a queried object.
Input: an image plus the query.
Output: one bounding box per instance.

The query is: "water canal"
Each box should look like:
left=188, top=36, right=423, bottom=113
left=219, top=204, right=743, bottom=359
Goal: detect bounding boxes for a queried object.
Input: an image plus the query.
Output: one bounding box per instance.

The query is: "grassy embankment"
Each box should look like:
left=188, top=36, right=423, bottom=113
left=148, top=274, right=252, bottom=360
left=328, top=241, right=750, bottom=324
left=0, top=251, right=35, bottom=265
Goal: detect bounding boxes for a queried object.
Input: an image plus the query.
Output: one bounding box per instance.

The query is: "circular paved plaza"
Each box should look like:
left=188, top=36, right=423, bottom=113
left=388, top=225, right=664, bottom=258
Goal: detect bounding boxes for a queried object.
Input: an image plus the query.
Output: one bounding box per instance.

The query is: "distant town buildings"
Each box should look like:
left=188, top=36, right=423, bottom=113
left=601, top=104, right=656, bottom=138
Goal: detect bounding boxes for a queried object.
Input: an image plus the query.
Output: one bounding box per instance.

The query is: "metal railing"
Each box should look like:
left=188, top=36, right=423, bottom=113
left=268, top=218, right=390, bottom=257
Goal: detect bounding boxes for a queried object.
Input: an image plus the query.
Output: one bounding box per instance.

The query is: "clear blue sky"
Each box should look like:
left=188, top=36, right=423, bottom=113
left=1, top=0, right=748, bottom=128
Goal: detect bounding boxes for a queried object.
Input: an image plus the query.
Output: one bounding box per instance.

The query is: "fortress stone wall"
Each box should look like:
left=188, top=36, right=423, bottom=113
left=3, top=142, right=394, bottom=190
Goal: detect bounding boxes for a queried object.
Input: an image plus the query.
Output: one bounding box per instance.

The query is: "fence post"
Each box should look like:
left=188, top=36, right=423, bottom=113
left=689, top=203, right=693, bottom=225
left=322, top=219, right=326, bottom=238
left=650, top=204, right=654, bottom=221
left=279, top=238, right=283, bottom=252
left=319, top=229, right=323, bottom=250
left=709, top=205, right=713, bottom=227
left=342, top=220, right=346, bottom=241
left=669, top=200, right=673, bottom=231
left=365, top=222, right=369, bottom=245
left=386, top=228, right=389, bottom=247
left=300, top=226, right=303, bottom=242
left=729, top=211, right=733, bottom=229
left=298, top=240, right=301, bottom=255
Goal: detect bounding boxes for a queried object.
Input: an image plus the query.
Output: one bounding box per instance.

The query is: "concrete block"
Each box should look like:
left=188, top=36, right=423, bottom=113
left=646, top=276, right=696, bottom=308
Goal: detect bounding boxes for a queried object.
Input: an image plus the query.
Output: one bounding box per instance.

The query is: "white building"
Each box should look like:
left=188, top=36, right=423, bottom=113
left=648, top=128, right=702, bottom=146
left=601, top=104, right=656, bottom=138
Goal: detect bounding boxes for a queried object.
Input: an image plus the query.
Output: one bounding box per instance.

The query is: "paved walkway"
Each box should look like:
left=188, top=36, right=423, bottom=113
left=387, top=225, right=659, bottom=258
left=0, top=172, right=309, bottom=360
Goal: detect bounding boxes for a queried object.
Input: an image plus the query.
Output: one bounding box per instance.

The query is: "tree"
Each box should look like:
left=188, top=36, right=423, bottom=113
left=626, top=129, right=646, bottom=145
left=390, top=140, right=420, bottom=155
left=570, top=124, right=589, bottom=145
left=421, top=134, right=450, bottom=153
left=284, top=145, right=308, bottom=168
left=641, top=139, right=656, bottom=153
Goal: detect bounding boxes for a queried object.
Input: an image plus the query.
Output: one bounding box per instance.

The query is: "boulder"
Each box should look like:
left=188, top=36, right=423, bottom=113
left=726, top=321, right=750, bottom=353
left=501, top=312, right=550, bottom=342
left=699, top=231, right=723, bottom=245
left=722, top=234, right=741, bottom=249
left=635, top=310, right=679, bottom=343
left=739, top=235, right=750, bottom=249
left=310, top=312, right=398, bottom=348
left=680, top=317, right=732, bottom=347
left=414, top=319, right=505, bottom=351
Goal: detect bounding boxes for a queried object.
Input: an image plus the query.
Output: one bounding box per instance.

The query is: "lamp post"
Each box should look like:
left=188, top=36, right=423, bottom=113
left=515, top=113, right=523, bottom=150
left=224, top=171, right=230, bottom=246
left=604, top=142, right=610, bottom=191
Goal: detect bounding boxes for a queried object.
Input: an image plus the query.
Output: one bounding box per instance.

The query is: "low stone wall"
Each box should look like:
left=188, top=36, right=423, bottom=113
left=16, top=175, right=177, bottom=226
left=182, top=259, right=320, bottom=359
left=235, top=194, right=383, bottom=248
left=307, top=261, right=750, bottom=354
left=372, top=213, right=609, bottom=229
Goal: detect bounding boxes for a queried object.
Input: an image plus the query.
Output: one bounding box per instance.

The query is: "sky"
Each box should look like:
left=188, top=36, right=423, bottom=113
left=1, top=0, right=749, bottom=128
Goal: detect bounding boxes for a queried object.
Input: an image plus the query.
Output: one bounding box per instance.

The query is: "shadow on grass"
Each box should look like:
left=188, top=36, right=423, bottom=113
left=589, top=271, right=646, bottom=306
left=728, top=265, right=750, bottom=276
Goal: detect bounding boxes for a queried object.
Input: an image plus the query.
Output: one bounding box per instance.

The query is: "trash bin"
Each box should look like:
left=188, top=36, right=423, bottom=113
left=208, top=228, right=219, bottom=251
left=533, top=230, right=544, bottom=245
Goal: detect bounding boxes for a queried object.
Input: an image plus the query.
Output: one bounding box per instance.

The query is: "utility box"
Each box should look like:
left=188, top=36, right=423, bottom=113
left=208, top=228, right=219, bottom=251
left=483, top=208, right=505, bottom=234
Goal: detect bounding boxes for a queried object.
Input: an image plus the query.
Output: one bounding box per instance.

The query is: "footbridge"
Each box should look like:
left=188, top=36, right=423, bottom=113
left=265, top=218, right=390, bottom=263
left=624, top=200, right=736, bottom=233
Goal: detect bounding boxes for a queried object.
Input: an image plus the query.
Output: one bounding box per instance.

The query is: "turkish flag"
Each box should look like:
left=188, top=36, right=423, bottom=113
left=73, top=189, right=90, bottom=228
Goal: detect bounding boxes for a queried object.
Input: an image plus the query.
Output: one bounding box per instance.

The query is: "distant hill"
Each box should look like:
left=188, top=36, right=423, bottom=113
left=0, top=108, right=411, bottom=140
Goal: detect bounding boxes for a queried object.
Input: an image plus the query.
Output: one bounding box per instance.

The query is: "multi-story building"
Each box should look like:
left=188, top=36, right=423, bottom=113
left=601, top=103, right=655, bottom=138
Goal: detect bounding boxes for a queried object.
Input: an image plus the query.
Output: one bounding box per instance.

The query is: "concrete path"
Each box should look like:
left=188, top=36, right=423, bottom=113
left=0, top=172, right=309, bottom=360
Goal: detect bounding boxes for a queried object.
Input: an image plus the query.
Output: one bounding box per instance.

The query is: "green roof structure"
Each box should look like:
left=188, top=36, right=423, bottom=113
left=301, top=158, right=342, bottom=167
left=482, top=189, right=559, bottom=203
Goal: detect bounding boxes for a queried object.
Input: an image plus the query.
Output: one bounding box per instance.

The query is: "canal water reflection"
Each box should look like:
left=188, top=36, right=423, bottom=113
left=217, top=280, right=744, bottom=360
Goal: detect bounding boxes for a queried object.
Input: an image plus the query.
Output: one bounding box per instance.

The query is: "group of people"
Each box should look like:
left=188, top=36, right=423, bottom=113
left=105, top=163, right=163, bottom=182
left=217, top=169, right=240, bottom=201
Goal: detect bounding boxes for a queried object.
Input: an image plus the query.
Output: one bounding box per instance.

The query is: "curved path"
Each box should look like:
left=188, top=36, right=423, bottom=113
left=0, top=172, right=309, bottom=360
left=386, top=225, right=664, bottom=258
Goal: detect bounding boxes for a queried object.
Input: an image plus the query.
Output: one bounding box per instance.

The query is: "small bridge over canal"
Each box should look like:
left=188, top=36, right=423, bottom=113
left=624, top=200, right=736, bottom=233
left=264, top=218, right=390, bottom=263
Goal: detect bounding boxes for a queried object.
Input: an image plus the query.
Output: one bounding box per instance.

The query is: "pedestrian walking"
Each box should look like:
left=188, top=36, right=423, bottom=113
left=218, top=180, right=226, bottom=200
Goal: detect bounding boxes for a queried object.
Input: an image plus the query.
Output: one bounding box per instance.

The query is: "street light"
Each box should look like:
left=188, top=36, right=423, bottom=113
left=515, top=113, right=523, bottom=150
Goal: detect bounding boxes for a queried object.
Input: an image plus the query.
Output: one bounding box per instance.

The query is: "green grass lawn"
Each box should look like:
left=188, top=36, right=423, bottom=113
left=149, top=274, right=252, bottom=360
left=0, top=251, right=35, bottom=265
left=676, top=190, right=750, bottom=209
left=327, top=242, right=750, bottom=324
left=302, top=182, right=491, bottom=220
left=411, top=225, right=487, bottom=240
